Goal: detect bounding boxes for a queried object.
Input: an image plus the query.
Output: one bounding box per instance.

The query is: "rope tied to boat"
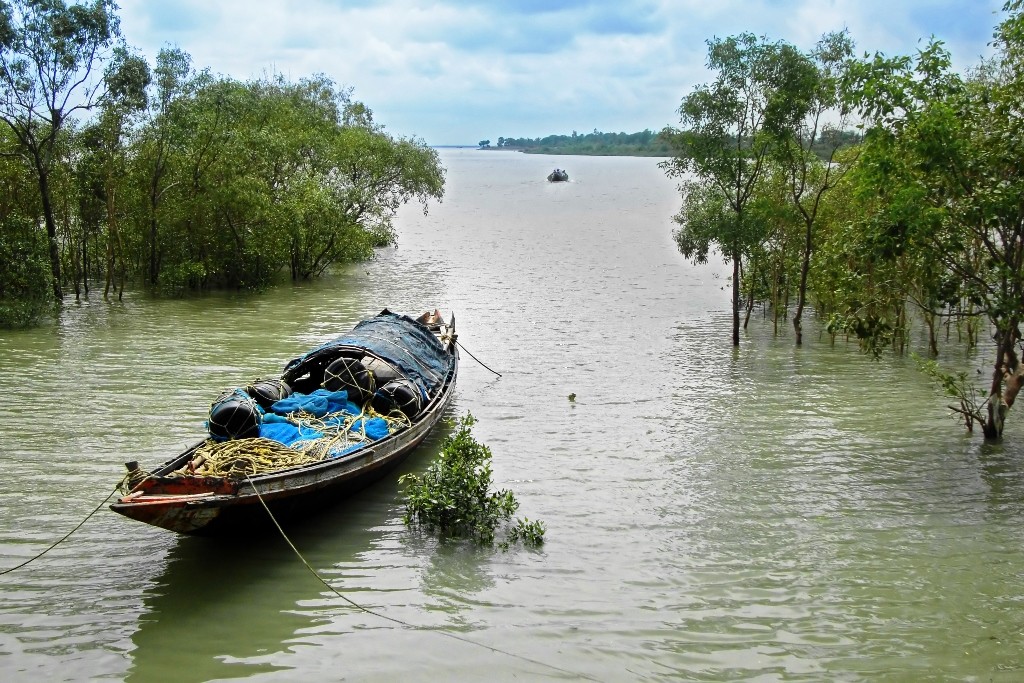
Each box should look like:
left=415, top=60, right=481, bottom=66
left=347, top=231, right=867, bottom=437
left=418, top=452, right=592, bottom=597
left=0, top=476, right=128, bottom=576
left=455, top=339, right=502, bottom=377
left=244, top=477, right=602, bottom=682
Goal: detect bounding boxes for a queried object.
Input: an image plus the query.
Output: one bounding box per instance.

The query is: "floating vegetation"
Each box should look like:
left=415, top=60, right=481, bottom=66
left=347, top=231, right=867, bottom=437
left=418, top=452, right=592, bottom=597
left=400, top=413, right=545, bottom=549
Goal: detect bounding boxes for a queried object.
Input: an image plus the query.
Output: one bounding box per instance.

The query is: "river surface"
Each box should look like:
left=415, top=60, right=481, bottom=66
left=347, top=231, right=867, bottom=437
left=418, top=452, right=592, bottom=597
left=2, top=149, right=1023, bottom=682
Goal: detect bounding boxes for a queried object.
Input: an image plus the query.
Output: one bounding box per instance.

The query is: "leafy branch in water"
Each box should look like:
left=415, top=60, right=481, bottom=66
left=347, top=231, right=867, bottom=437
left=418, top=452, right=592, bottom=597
left=400, top=413, right=545, bottom=549
left=825, top=312, right=894, bottom=359
left=914, top=354, right=987, bottom=433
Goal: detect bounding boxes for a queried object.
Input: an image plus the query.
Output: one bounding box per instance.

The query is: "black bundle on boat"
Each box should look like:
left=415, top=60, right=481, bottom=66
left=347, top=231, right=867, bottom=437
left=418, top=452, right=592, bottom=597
left=209, top=391, right=262, bottom=440
left=245, top=378, right=292, bottom=410
left=322, top=356, right=376, bottom=402
left=282, top=310, right=452, bottom=397
left=371, top=378, right=422, bottom=419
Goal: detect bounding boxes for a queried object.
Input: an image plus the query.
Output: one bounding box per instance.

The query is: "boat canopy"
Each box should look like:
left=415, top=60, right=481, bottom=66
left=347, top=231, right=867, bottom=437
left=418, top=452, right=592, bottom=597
left=283, top=310, right=454, bottom=395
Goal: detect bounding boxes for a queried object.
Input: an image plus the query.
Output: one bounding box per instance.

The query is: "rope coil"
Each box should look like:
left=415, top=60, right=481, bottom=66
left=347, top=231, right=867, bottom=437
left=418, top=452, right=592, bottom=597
left=175, top=406, right=413, bottom=479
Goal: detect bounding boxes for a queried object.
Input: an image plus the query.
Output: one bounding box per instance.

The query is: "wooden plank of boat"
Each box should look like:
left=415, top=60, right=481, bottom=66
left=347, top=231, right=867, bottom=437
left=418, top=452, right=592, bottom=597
left=117, top=492, right=217, bottom=503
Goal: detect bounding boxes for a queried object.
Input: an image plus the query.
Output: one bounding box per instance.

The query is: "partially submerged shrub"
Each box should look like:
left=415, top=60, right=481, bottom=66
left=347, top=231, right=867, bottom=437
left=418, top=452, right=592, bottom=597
left=400, top=413, right=545, bottom=549
left=0, top=218, right=53, bottom=328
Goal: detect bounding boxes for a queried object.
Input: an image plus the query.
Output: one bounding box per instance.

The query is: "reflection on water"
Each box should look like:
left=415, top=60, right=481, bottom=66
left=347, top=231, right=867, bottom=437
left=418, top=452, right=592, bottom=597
left=127, top=538, right=310, bottom=683
left=2, top=150, right=1024, bottom=681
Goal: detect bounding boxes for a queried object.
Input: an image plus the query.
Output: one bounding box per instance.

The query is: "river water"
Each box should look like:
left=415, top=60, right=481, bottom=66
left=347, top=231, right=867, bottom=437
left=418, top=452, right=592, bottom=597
left=1, top=148, right=1023, bottom=682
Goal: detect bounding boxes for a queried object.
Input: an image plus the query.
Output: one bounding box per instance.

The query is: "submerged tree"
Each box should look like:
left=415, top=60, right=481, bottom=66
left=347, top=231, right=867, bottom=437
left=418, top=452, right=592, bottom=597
left=116, top=72, right=444, bottom=293
left=0, top=125, right=49, bottom=326
left=0, top=0, right=120, bottom=301
left=137, top=45, right=195, bottom=288
left=661, top=34, right=814, bottom=346
left=401, top=414, right=545, bottom=550
left=844, top=1, right=1024, bottom=438
left=78, top=44, right=150, bottom=299
left=0, top=8, right=445, bottom=316
left=775, top=31, right=857, bottom=346
left=287, top=91, right=445, bottom=280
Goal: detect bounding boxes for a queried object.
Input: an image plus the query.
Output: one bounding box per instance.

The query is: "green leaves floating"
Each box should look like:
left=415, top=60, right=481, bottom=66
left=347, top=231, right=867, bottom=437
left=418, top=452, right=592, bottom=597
left=400, top=413, right=545, bottom=550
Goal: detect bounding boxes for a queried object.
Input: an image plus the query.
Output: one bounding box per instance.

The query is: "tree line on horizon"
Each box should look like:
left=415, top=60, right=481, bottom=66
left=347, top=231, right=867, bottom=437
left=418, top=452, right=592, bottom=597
left=480, top=128, right=861, bottom=159
left=487, top=129, right=673, bottom=156
left=0, top=0, right=444, bottom=328
left=661, top=0, right=1024, bottom=440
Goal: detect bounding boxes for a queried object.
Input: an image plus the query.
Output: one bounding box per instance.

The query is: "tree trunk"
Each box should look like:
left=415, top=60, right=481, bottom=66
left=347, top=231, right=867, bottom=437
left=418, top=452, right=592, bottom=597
left=731, top=251, right=741, bottom=347
left=71, top=208, right=82, bottom=301
left=148, top=213, right=159, bottom=286
left=792, top=220, right=812, bottom=347
left=147, top=144, right=167, bottom=287
left=743, top=262, right=755, bottom=330
left=38, top=169, right=63, bottom=302
left=926, top=311, right=938, bottom=356
left=104, top=184, right=118, bottom=298
left=983, top=326, right=1023, bottom=440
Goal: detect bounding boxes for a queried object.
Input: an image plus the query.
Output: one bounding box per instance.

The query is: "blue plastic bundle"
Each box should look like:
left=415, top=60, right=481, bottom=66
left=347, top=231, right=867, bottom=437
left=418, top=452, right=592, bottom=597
left=352, top=417, right=390, bottom=441
left=269, top=389, right=360, bottom=418
left=259, top=414, right=324, bottom=447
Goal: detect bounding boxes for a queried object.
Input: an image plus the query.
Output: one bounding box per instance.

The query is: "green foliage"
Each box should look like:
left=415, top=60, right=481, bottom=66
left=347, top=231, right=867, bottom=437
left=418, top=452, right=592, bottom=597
left=497, top=129, right=672, bottom=156
left=824, top=311, right=893, bottom=359
left=0, top=125, right=51, bottom=325
left=662, top=33, right=820, bottom=345
left=0, top=215, right=52, bottom=327
left=839, top=2, right=1024, bottom=437
left=127, top=73, right=445, bottom=293
left=0, top=15, right=445, bottom=313
left=915, top=354, right=986, bottom=433
left=400, top=414, right=545, bottom=550
left=670, top=180, right=732, bottom=266
left=501, top=518, right=546, bottom=552
left=0, top=0, right=121, bottom=301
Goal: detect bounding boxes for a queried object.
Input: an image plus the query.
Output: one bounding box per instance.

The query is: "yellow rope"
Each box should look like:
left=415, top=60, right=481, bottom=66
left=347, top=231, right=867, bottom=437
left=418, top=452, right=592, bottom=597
left=0, top=477, right=128, bottom=576
left=187, top=437, right=319, bottom=477
left=177, top=406, right=414, bottom=478
left=243, top=476, right=601, bottom=681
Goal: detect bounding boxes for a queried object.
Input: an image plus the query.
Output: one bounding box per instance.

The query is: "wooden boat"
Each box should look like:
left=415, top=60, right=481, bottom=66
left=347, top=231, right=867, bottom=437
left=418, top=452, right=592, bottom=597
left=110, top=309, right=459, bottom=535
left=547, top=169, right=569, bottom=182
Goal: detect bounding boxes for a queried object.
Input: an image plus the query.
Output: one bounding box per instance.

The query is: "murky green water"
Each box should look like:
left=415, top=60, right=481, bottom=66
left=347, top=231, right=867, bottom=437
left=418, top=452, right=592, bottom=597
left=2, top=149, right=1023, bottom=682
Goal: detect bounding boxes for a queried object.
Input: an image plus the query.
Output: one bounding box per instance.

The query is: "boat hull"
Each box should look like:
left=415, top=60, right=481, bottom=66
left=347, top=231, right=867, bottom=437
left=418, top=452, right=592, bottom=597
left=109, top=312, right=458, bottom=536
left=111, top=423, right=437, bottom=534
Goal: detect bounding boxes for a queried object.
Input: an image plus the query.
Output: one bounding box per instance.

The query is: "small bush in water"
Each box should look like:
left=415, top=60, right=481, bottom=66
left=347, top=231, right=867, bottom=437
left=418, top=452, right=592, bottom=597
left=400, top=413, right=545, bottom=549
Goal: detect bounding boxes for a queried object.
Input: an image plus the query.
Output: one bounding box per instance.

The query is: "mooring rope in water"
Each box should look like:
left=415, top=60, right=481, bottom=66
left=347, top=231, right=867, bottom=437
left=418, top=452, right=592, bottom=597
left=454, top=340, right=502, bottom=378
left=0, top=478, right=126, bottom=576
left=245, top=474, right=598, bottom=681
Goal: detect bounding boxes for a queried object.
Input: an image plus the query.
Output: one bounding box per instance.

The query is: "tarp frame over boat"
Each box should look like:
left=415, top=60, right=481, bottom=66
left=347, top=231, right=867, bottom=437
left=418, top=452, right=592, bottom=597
left=283, top=309, right=454, bottom=396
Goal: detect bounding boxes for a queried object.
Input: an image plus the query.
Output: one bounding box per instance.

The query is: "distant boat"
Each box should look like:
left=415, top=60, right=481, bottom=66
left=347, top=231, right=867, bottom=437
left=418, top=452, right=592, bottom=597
left=547, top=169, right=569, bottom=182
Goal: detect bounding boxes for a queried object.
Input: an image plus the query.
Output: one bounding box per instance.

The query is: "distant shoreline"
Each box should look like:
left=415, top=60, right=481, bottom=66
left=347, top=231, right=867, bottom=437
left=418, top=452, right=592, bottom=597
left=433, top=146, right=671, bottom=158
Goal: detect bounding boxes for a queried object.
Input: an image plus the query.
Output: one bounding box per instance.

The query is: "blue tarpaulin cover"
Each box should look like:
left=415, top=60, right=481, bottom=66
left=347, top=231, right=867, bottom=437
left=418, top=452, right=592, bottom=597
left=257, top=389, right=388, bottom=456
left=269, top=389, right=359, bottom=418
left=259, top=415, right=325, bottom=446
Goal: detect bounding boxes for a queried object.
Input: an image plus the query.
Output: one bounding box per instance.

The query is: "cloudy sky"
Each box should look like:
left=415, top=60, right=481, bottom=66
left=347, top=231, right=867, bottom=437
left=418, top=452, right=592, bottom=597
left=117, top=0, right=1004, bottom=145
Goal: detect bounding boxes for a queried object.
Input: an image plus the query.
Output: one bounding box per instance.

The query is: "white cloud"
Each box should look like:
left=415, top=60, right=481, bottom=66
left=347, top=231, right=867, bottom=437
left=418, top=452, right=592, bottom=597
left=117, top=0, right=1001, bottom=145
